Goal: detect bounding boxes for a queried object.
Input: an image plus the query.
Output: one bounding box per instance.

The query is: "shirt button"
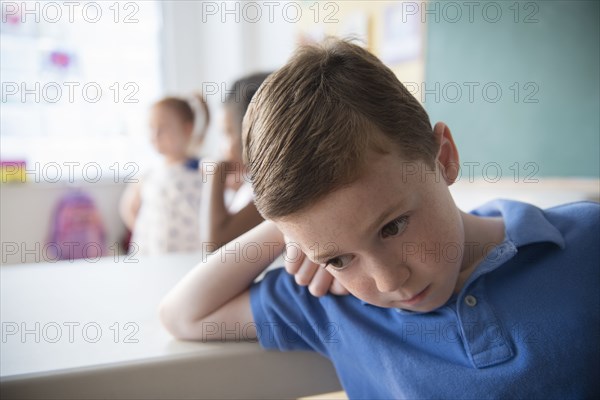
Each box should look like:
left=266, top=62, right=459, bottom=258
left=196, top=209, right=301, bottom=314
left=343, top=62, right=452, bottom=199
left=465, top=295, right=478, bottom=307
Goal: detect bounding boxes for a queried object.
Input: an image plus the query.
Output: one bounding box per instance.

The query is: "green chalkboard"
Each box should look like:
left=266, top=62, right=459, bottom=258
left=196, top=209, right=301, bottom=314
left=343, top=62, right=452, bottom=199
left=424, top=0, right=599, bottom=178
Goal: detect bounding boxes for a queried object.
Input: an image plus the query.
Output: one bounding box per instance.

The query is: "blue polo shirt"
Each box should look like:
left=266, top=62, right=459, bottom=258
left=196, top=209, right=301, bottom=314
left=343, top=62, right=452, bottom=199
left=250, top=200, right=600, bottom=399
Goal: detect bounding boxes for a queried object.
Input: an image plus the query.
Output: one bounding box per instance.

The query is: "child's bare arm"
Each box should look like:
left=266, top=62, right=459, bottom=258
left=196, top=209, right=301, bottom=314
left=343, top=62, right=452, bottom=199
left=200, top=161, right=263, bottom=248
left=159, top=220, right=284, bottom=341
left=119, top=182, right=142, bottom=231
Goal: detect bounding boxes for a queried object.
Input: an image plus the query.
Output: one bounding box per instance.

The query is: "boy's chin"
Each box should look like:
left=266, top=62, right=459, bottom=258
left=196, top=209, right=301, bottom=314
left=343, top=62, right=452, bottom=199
left=357, top=292, right=449, bottom=313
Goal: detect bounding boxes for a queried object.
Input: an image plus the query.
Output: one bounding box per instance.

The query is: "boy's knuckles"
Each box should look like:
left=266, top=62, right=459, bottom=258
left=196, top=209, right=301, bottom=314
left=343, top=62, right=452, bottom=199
left=283, top=241, right=305, bottom=269
left=294, top=257, right=318, bottom=285
left=295, top=274, right=309, bottom=286
left=308, top=269, right=332, bottom=297
left=295, top=269, right=317, bottom=286
left=284, top=259, right=302, bottom=274
left=309, top=284, right=328, bottom=297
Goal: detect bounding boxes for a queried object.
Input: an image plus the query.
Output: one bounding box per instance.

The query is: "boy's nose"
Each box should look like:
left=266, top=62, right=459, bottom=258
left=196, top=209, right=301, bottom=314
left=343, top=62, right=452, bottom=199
left=367, top=256, right=411, bottom=293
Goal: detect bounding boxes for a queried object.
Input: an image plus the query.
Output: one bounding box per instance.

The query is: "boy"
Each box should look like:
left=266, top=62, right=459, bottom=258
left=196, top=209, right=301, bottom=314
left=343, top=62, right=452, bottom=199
left=159, top=39, right=599, bottom=398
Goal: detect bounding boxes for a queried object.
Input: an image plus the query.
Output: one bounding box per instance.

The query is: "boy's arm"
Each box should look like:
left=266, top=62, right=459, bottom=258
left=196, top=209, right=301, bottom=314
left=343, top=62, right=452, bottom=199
left=200, top=161, right=263, bottom=248
left=159, top=220, right=284, bottom=341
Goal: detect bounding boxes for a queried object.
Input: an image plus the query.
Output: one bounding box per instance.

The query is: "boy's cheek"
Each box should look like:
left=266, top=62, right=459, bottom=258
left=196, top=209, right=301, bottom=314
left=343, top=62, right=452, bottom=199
left=336, top=275, right=372, bottom=298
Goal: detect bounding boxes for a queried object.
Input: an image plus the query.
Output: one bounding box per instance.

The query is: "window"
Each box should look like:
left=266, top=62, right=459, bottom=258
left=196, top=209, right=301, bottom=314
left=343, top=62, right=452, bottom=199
left=1, top=1, right=163, bottom=182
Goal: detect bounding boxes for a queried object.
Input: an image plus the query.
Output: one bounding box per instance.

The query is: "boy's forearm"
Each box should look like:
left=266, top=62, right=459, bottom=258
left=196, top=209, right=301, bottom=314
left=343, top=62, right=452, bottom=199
left=159, top=221, right=284, bottom=330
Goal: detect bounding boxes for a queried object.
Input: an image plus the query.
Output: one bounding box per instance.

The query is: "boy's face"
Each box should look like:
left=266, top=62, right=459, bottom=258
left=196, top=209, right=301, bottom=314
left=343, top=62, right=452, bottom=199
left=275, top=130, right=468, bottom=312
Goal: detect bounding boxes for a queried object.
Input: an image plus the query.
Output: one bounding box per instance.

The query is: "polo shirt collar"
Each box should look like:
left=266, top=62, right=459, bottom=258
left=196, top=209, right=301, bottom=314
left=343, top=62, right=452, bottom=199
left=470, top=199, right=566, bottom=250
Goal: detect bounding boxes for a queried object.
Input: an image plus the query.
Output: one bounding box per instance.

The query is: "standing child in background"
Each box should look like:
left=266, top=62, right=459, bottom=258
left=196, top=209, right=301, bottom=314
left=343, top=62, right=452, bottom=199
left=200, top=73, right=270, bottom=249
left=120, top=95, right=209, bottom=255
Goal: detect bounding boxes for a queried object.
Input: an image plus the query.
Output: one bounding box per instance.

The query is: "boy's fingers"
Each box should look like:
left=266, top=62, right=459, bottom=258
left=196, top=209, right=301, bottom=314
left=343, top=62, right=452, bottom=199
left=284, top=253, right=304, bottom=275
left=330, top=278, right=350, bottom=296
left=283, top=236, right=337, bottom=297
left=283, top=238, right=304, bottom=274
left=308, top=267, right=334, bottom=297
left=294, top=256, right=319, bottom=286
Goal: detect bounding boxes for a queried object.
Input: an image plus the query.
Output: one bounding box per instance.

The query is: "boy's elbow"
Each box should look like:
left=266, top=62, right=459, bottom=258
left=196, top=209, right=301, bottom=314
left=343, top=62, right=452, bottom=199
left=158, top=300, right=204, bottom=341
left=157, top=300, right=182, bottom=339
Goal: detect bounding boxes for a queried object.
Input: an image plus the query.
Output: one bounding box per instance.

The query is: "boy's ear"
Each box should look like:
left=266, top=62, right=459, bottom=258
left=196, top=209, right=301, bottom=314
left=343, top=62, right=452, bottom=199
left=433, top=122, right=460, bottom=185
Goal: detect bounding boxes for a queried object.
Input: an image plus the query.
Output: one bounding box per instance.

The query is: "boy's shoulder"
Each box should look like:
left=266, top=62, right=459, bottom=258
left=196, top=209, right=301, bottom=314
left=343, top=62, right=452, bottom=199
left=470, top=199, right=598, bottom=275
left=473, top=199, right=598, bottom=243
left=543, top=200, right=599, bottom=224
left=542, top=200, right=599, bottom=248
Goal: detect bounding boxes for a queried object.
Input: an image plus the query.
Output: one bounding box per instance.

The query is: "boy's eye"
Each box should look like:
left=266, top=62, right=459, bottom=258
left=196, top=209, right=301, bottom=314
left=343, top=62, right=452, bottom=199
left=324, top=254, right=354, bottom=271
left=380, top=216, right=409, bottom=239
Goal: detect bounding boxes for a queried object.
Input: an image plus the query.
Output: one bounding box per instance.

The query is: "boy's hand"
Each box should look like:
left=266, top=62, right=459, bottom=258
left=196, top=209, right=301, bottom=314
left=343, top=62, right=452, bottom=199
left=284, top=238, right=350, bottom=297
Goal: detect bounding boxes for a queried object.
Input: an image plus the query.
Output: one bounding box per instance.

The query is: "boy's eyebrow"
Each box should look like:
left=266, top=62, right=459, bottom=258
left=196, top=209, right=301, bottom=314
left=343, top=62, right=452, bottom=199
left=312, top=199, right=407, bottom=264
left=366, top=199, right=407, bottom=235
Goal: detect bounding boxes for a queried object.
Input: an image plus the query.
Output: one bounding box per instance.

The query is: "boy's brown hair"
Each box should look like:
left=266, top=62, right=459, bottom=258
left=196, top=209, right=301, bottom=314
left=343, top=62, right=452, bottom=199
left=243, top=38, right=437, bottom=220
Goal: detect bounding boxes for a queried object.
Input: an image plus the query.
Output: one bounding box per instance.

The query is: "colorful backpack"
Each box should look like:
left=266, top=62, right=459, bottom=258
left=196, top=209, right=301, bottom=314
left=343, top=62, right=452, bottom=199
left=47, top=191, right=107, bottom=261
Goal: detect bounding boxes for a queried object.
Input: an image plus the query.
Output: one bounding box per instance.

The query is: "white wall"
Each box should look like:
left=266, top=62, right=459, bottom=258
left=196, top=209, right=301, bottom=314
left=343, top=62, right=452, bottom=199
left=160, top=1, right=297, bottom=156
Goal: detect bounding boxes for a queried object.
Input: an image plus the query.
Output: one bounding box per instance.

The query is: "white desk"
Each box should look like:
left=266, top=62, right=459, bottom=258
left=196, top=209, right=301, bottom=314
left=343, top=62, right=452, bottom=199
left=0, top=253, right=341, bottom=399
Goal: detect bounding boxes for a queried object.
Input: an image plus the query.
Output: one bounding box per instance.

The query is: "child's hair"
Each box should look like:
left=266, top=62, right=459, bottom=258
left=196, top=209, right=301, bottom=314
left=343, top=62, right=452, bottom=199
left=154, top=94, right=210, bottom=157
left=242, top=38, right=436, bottom=219
left=224, top=72, right=272, bottom=137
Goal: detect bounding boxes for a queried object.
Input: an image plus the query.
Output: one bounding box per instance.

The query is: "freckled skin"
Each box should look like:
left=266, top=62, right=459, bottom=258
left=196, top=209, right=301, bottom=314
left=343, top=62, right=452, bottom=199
left=275, top=126, right=505, bottom=312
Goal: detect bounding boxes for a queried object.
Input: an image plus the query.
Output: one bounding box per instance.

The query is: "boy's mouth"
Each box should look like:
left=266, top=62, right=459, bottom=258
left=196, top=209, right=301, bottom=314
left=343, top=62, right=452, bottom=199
left=399, top=285, right=431, bottom=306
